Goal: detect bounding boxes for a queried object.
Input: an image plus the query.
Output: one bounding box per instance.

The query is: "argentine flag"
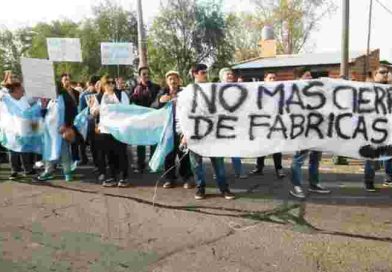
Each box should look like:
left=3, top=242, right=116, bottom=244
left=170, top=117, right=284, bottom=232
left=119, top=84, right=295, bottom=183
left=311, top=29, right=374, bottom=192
left=74, top=107, right=89, bottom=141
left=0, top=95, right=43, bottom=153
left=100, top=103, right=174, bottom=172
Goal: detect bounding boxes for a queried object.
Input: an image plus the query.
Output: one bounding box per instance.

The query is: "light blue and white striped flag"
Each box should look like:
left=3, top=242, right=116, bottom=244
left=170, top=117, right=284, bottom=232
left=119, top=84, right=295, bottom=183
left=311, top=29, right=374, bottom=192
left=42, top=96, right=65, bottom=161
left=0, top=95, right=43, bottom=154
left=100, top=103, right=174, bottom=172
left=74, top=107, right=89, bottom=141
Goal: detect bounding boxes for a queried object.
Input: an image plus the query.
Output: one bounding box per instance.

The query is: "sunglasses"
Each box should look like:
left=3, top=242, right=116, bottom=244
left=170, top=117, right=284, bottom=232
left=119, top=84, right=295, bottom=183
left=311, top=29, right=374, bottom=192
left=378, top=70, right=389, bottom=75
left=199, top=70, right=207, bottom=75
left=106, top=80, right=115, bottom=85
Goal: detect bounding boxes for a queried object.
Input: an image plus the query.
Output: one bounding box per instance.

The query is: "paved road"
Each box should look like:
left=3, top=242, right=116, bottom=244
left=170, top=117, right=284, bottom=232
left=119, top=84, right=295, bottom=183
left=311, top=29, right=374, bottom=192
left=0, top=155, right=391, bottom=271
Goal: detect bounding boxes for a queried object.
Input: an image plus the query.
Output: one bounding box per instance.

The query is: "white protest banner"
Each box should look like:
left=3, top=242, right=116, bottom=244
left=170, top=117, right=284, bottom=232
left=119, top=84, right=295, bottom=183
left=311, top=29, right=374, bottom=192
left=20, top=57, right=57, bottom=99
left=101, top=42, right=135, bottom=65
left=177, top=79, right=392, bottom=160
left=47, top=38, right=82, bottom=62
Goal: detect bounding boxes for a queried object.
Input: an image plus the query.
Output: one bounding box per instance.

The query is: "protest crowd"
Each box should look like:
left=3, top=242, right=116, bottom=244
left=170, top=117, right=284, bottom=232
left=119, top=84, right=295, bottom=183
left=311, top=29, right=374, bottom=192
left=1, top=63, right=392, bottom=201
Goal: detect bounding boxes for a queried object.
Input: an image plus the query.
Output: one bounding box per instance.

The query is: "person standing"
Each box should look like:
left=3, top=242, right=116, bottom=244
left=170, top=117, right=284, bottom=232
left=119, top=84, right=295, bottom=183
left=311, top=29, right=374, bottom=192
left=38, top=73, right=79, bottom=182
left=2, top=82, right=35, bottom=179
left=152, top=71, right=194, bottom=189
left=219, top=67, right=247, bottom=179
left=90, top=75, right=130, bottom=187
left=250, top=72, right=285, bottom=178
left=289, top=68, right=331, bottom=199
left=131, top=67, right=160, bottom=173
left=363, top=65, right=392, bottom=191
left=181, top=64, right=235, bottom=200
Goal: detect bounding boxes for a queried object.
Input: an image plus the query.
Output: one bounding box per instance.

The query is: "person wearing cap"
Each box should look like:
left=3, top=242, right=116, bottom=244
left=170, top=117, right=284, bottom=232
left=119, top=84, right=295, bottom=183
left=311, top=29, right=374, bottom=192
left=152, top=70, right=194, bottom=189
left=131, top=67, right=161, bottom=173
left=219, top=67, right=248, bottom=179
left=180, top=64, right=235, bottom=200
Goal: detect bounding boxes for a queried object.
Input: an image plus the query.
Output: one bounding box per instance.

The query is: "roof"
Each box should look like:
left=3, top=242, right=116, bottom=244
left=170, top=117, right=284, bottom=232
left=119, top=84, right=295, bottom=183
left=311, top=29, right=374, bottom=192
left=232, top=50, right=370, bottom=70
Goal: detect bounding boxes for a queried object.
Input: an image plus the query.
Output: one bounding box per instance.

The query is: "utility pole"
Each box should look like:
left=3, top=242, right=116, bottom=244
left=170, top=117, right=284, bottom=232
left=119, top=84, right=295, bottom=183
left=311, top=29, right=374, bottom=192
left=340, top=0, right=350, bottom=78
left=136, top=0, right=147, bottom=68
left=335, top=0, right=350, bottom=166
left=365, top=0, right=373, bottom=79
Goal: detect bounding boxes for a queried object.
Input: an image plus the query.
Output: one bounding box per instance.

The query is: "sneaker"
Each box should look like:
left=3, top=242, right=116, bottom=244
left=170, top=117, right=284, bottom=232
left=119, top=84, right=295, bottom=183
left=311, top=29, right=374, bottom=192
left=250, top=167, right=263, bottom=175
left=118, top=179, right=131, bottom=188
left=65, top=174, right=73, bottom=182
left=290, top=186, right=306, bottom=199
left=9, top=172, right=19, bottom=180
left=102, top=178, right=117, bottom=187
left=37, top=172, right=54, bottom=181
left=163, top=180, right=176, bottom=189
left=33, top=161, right=44, bottom=170
left=365, top=183, right=377, bottom=192
left=308, top=184, right=331, bottom=194
left=97, top=174, right=106, bottom=183
left=194, top=187, right=206, bottom=200
left=383, top=179, right=392, bottom=187
left=183, top=180, right=195, bottom=189
left=222, top=190, right=235, bottom=200
left=276, top=169, right=286, bottom=178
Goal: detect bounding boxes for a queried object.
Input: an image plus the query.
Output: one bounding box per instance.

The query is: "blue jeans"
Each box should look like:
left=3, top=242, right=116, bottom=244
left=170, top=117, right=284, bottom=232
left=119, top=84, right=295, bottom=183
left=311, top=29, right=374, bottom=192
left=364, top=159, right=392, bottom=183
left=44, top=140, right=72, bottom=176
left=291, top=150, right=322, bottom=187
left=231, top=157, right=244, bottom=176
left=189, top=151, right=228, bottom=192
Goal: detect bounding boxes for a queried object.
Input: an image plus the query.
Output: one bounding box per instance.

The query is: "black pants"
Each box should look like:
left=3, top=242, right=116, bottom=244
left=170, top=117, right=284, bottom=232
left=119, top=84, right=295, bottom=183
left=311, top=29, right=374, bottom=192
left=9, top=151, right=33, bottom=174
left=137, top=145, right=156, bottom=170
left=96, top=133, right=128, bottom=180
left=0, top=144, right=8, bottom=163
left=164, top=134, right=192, bottom=181
left=256, top=153, right=283, bottom=171
left=87, top=118, right=98, bottom=167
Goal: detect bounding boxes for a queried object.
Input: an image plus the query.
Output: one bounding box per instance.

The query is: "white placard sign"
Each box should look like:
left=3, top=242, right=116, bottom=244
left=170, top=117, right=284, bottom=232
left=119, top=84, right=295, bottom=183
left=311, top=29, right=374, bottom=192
left=21, top=57, right=57, bottom=99
left=47, top=38, right=82, bottom=62
left=177, top=79, right=392, bottom=160
left=101, top=42, right=135, bottom=65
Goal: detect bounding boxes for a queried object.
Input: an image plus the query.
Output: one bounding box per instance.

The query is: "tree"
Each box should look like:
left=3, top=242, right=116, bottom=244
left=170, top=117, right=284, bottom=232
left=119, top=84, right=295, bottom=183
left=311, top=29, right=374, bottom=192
left=0, top=27, right=36, bottom=76
left=252, top=0, right=336, bottom=54
left=225, top=12, right=265, bottom=62
left=148, top=0, right=234, bottom=84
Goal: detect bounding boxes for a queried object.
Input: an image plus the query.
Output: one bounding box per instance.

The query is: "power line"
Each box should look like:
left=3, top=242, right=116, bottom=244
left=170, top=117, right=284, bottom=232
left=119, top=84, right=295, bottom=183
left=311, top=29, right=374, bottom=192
left=375, top=0, right=392, bottom=16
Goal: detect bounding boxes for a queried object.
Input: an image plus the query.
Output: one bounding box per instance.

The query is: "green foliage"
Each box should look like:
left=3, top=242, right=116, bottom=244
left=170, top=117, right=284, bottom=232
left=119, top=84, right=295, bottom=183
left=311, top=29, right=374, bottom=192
left=148, top=0, right=235, bottom=85
left=0, top=1, right=138, bottom=83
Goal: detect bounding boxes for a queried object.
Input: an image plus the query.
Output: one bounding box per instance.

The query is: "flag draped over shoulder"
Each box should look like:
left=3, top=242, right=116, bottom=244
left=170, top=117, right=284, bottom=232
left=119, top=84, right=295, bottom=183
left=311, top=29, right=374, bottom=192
left=0, top=95, right=43, bottom=153
left=0, top=95, right=65, bottom=161
left=100, top=103, right=174, bottom=172
left=42, top=96, right=65, bottom=161
left=74, top=107, right=89, bottom=141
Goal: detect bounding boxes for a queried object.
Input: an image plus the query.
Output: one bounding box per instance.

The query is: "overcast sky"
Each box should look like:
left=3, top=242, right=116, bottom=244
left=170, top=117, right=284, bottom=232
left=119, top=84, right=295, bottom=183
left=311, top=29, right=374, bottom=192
left=1, top=0, right=391, bottom=60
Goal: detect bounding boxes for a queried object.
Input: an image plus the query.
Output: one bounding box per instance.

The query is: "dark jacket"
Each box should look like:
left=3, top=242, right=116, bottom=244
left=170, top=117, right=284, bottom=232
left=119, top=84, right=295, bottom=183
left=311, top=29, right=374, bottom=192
left=60, top=88, right=79, bottom=127
left=130, top=81, right=160, bottom=107
left=152, top=87, right=182, bottom=134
